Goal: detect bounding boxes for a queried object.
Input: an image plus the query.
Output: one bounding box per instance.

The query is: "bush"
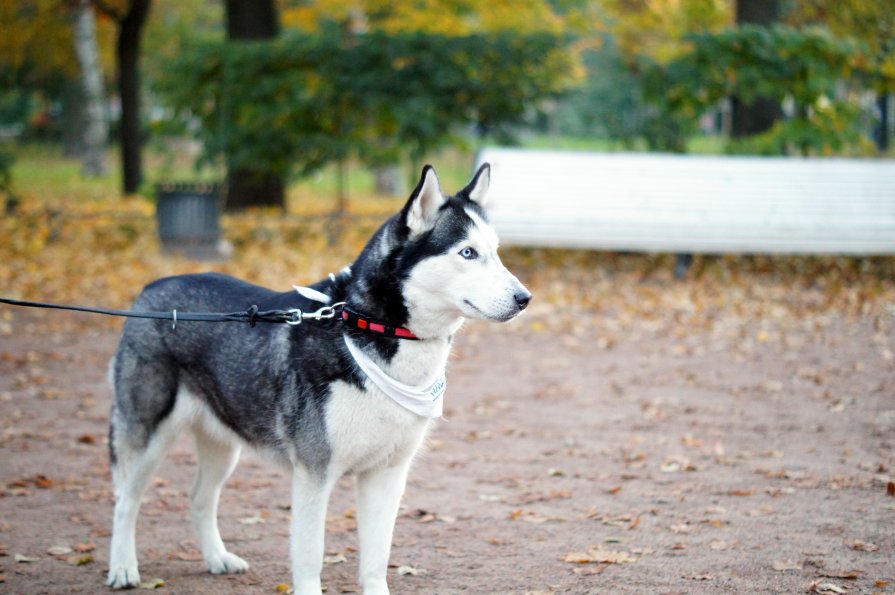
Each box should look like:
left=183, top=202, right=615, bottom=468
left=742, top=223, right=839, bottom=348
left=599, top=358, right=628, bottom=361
left=641, top=25, right=872, bottom=155
left=155, top=28, right=578, bottom=181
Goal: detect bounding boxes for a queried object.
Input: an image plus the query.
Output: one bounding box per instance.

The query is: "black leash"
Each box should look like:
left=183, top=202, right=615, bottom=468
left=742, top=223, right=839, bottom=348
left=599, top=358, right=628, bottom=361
left=0, top=297, right=340, bottom=328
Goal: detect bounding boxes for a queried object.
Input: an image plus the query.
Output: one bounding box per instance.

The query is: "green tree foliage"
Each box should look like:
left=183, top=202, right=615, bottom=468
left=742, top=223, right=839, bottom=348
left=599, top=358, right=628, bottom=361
left=640, top=24, right=869, bottom=154
left=156, top=28, right=577, bottom=181
left=789, top=0, right=894, bottom=93
left=554, top=38, right=645, bottom=145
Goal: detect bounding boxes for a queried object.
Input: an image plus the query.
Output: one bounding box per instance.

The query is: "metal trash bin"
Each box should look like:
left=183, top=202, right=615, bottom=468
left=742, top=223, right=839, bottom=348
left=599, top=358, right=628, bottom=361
left=156, top=183, right=225, bottom=259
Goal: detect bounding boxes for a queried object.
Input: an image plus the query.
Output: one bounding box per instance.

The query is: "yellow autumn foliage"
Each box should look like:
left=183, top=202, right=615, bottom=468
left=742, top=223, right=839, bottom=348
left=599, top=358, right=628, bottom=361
left=282, top=0, right=568, bottom=36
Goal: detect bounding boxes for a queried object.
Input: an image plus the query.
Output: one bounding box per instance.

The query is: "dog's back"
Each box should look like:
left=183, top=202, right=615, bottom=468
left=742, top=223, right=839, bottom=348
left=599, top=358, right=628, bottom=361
left=110, top=272, right=347, bottom=463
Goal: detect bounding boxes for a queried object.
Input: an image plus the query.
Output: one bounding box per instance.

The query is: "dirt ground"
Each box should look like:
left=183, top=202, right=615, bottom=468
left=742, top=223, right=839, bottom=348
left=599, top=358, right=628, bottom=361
left=1, top=297, right=893, bottom=594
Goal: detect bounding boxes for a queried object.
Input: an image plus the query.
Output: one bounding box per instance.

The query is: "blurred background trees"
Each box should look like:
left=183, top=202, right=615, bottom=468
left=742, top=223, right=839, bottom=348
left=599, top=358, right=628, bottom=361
left=0, top=0, right=892, bottom=207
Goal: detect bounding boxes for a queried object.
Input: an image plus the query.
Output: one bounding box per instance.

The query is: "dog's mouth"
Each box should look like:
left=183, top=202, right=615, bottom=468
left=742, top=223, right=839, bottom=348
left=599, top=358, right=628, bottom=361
left=462, top=299, right=520, bottom=323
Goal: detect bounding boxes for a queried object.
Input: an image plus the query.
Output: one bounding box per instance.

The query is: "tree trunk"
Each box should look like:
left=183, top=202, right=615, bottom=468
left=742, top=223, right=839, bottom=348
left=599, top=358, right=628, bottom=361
left=735, top=0, right=779, bottom=26
left=731, top=0, right=782, bottom=141
left=225, top=170, right=285, bottom=211
left=373, top=164, right=407, bottom=197
left=116, top=0, right=151, bottom=194
left=74, top=0, right=109, bottom=177
left=225, top=0, right=278, bottom=39
left=224, top=0, right=284, bottom=210
left=877, top=93, right=890, bottom=153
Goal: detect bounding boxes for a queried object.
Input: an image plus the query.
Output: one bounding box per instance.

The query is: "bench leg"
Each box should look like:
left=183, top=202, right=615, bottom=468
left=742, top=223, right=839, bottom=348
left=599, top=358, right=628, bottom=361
left=674, top=253, right=693, bottom=280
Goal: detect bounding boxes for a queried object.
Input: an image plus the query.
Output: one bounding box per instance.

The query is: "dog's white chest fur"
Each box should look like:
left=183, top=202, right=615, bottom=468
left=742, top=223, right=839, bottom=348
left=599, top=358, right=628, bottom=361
left=325, top=380, right=431, bottom=476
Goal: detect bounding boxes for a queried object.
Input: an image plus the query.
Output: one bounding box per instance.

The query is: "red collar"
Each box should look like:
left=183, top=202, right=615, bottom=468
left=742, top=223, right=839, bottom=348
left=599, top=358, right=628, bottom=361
left=340, top=306, right=419, bottom=340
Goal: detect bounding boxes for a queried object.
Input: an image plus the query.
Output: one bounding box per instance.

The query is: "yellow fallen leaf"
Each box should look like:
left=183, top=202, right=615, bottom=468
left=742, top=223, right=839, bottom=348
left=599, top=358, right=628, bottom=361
left=138, top=577, right=166, bottom=589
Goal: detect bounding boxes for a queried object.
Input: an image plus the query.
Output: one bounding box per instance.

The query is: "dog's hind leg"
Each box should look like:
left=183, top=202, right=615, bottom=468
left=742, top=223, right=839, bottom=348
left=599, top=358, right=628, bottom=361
left=190, top=423, right=249, bottom=575
left=107, top=403, right=183, bottom=588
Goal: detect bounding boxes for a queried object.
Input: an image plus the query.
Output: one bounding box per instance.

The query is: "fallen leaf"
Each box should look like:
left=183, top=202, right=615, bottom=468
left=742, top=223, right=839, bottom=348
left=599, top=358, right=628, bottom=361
left=876, top=580, right=890, bottom=587
left=33, top=475, right=54, bottom=489
left=820, top=569, right=862, bottom=580
left=772, top=559, right=803, bottom=571
left=709, top=540, right=738, bottom=551
left=563, top=547, right=638, bottom=565
left=15, top=553, right=39, bottom=563
left=275, top=583, right=294, bottom=593
left=138, top=577, right=166, bottom=589
left=238, top=515, right=265, bottom=525
left=681, top=434, right=703, bottom=447
left=397, top=565, right=425, bottom=576
left=686, top=574, right=714, bottom=581
left=564, top=551, right=595, bottom=564
left=74, top=555, right=94, bottom=566
left=887, top=481, right=894, bottom=497
left=324, top=554, right=347, bottom=565
left=47, top=545, right=73, bottom=556
left=845, top=539, right=878, bottom=552
left=407, top=509, right=439, bottom=523
left=807, top=580, right=847, bottom=594
left=73, top=542, right=96, bottom=553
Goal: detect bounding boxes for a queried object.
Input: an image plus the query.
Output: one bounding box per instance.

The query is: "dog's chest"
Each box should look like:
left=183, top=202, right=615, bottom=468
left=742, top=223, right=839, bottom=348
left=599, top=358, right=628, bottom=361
left=324, top=380, right=430, bottom=476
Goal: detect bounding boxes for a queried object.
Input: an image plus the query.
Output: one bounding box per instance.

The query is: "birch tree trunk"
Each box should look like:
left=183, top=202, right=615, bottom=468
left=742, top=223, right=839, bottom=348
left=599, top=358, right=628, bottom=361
left=73, top=0, right=109, bottom=177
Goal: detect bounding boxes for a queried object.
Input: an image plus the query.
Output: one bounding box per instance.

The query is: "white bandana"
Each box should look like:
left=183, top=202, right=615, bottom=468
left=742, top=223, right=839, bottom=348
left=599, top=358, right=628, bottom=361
left=344, top=337, right=446, bottom=419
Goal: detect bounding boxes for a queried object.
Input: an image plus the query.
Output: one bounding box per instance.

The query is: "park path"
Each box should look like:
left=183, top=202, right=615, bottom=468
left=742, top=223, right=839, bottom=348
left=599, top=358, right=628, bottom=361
left=0, top=304, right=893, bottom=594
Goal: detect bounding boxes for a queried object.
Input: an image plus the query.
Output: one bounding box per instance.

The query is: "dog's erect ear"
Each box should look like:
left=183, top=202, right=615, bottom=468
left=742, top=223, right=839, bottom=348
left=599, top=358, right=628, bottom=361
left=460, top=163, right=490, bottom=206
left=404, top=165, right=445, bottom=237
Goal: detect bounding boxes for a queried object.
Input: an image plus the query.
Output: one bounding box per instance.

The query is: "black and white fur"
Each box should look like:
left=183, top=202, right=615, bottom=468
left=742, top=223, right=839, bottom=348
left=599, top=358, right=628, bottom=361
left=106, top=164, right=531, bottom=594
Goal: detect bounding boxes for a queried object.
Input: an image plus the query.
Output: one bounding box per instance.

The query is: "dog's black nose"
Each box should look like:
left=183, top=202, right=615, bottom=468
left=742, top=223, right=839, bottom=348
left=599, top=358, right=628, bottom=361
left=514, top=290, right=532, bottom=310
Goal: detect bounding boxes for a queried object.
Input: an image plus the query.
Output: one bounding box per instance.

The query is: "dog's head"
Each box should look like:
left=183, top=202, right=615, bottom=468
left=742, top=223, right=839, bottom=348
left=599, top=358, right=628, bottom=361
left=348, top=164, right=531, bottom=339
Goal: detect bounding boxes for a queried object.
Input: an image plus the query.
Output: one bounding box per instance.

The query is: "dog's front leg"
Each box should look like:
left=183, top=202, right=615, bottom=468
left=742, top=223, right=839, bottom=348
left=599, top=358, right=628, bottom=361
left=291, top=465, right=335, bottom=595
left=356, top=461, right=412, bottom=595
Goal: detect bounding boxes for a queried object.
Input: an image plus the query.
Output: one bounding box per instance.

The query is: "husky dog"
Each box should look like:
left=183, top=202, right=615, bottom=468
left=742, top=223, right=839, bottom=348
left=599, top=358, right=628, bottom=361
left=106, top=164, right=531, bottom=594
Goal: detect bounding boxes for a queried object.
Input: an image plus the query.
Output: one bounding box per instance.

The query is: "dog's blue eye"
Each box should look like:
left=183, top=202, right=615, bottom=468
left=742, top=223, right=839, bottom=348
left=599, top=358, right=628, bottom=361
left=459, top=247, right=479, bottom=260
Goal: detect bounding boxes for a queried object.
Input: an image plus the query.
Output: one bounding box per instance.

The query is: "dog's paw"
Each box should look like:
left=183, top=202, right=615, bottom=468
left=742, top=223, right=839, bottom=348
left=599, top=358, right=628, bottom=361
left=106, top=565, right=141, bottom=589
left=206, top=550, right=249, bottom=575
left=361, top=580, right=390, bottom=595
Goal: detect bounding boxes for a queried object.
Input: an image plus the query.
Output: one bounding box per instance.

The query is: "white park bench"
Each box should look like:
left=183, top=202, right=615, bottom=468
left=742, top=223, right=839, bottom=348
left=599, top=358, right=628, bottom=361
left=476, top=147, right=895, bottom=275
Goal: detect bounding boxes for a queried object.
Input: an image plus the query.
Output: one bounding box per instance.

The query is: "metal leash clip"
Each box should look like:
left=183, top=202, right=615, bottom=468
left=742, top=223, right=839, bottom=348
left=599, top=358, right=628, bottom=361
left=285, top=302, right=346, bottom=326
